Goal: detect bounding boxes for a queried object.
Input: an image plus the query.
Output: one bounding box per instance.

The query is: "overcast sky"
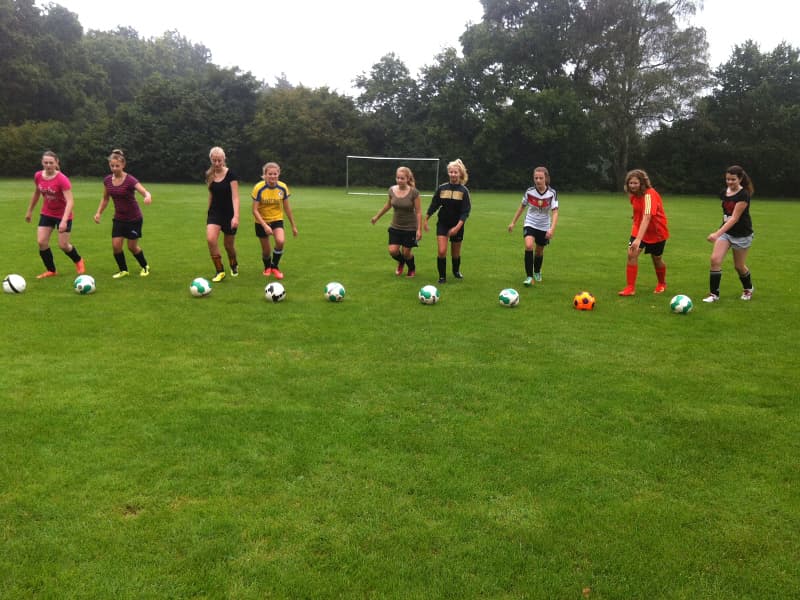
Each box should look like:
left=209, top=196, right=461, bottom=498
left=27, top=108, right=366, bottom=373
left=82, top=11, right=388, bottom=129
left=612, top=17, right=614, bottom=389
left=48, top=0, right=798, bottom=95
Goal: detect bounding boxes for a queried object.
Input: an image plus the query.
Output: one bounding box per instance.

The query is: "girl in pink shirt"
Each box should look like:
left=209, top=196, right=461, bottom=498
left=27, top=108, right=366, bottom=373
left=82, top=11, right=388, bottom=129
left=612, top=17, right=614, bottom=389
left=25, top=151, right=85, bottom=279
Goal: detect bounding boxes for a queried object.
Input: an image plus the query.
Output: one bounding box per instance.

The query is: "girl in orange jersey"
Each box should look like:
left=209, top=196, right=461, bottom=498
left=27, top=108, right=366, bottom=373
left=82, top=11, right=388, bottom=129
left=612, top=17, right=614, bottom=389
left=618, top=169, right=669, bottom=296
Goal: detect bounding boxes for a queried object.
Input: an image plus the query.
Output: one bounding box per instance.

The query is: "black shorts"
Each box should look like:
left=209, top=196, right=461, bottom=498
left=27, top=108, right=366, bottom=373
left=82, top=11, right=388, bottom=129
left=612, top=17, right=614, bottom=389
left=388, top=227, right=418, bottom=248
left=435, top=222, right=465, bottom=242
left=38, top=214, right=72, bottom=232
left=629, top=236, right=667, bottom=256
left=207, top=211, right=238, bottom=235
left=523, top=226, right=550, bottom=247
left=255, top=220, right=284, bottom=238
left=112, top=218, right=143, bottom=239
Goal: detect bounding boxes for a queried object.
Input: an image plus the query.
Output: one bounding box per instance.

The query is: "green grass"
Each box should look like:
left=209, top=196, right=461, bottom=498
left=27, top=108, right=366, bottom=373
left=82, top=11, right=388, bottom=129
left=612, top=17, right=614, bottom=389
left=1, top=179, right=798, bottom=599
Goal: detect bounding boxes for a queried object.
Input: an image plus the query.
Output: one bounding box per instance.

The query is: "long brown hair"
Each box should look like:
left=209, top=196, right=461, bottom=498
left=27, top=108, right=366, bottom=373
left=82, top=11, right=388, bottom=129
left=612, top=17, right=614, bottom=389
left=726, top=165, right=755, bottom=195
left=624, top=169, right=652, bottom=195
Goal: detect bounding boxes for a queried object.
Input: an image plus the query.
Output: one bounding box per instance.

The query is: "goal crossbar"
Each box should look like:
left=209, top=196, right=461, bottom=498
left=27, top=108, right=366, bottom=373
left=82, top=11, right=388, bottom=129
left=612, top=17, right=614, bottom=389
left=346, top=155, right=440, bottom=197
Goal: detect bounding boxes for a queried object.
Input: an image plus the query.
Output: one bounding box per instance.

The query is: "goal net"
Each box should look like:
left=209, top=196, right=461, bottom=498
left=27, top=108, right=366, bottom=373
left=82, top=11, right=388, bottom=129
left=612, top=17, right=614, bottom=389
left=346, top=155, right=440, bottom=197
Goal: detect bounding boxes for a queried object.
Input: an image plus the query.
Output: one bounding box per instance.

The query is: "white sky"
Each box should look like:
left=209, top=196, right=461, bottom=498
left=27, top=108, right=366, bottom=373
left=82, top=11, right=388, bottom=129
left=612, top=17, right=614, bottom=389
left=47, top=0, right=798, bottom=96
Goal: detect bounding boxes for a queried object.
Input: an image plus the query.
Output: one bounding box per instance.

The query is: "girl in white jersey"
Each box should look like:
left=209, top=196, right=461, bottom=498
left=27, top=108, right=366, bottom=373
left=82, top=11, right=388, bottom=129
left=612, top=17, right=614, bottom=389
left=507, top=166, right=559, bottom=286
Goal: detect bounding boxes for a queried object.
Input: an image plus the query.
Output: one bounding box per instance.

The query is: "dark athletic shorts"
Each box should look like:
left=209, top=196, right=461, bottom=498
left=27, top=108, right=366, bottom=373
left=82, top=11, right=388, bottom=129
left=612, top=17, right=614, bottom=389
left=112, top=218, right=143, bottom=239
left=38, top=214, right=72, bottom=232
left=388, top=227, right=418, bottom=248
left=523, top=226, right=550, bottom=247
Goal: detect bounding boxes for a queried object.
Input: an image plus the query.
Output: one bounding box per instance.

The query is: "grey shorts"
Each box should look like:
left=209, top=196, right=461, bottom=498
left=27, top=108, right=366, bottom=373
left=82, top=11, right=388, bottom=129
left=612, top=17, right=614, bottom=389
left=719, top=232, right=754, bottom=249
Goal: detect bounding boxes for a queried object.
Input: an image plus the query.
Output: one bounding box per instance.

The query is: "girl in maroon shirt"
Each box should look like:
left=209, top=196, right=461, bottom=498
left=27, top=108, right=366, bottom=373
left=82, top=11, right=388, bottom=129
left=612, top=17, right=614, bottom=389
left=94, top=149, right=153, bottom=278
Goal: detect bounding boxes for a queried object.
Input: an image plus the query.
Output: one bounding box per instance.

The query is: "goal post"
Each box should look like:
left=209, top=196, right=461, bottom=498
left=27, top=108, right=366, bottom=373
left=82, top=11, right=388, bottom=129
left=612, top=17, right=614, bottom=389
left=346, top=155, right=440, bottom=197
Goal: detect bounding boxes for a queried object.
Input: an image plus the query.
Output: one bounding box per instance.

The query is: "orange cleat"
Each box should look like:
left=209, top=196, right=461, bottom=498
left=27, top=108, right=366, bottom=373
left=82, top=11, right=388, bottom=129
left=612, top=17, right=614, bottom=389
left=36, top=271, right=57, bottom=279
left=653, top=283, right=667, bottom=294
left=75, top=259, right=86, bottom=275
left=618, top=286, right=636, bottom=296
left=271, top=268, right=284, bottom=280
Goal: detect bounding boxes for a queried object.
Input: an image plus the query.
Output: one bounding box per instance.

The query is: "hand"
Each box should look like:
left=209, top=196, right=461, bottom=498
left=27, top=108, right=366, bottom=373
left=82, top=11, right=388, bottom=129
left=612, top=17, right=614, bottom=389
left=94, top=213, right=102, bottom=224
left=546, top=229, right=554, bottom=240
left=707, top=232, right=718, bottom=243
left=448, top=226, right=459, bottom=238
left=370, top=216, right=377, bottom=225
left=231, top=216, right=239, bottom=229
left=58, top=219, right=68, bottom=233
left=25, top=212, right=32, bottom=223
left=143, top=194, right=152, bottom=205
left=416, top=229, right=422, bottom=241
left=423, top=221, right=429, bottom=232
left=292, top=225, right=298, bottom=237
left=262, top=224, right=273, bottom=236
left=508, top=223, right=514, bottom=233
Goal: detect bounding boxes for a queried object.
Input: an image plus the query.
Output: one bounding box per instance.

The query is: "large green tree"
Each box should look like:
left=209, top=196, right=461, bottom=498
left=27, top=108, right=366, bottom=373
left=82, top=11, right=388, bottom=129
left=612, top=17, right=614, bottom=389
left=645, top=41, right=800, bottom=196
left=247, top=86, right=366, bottom=185
left=571, top=0, right=708, bottom=187
left=354, top=54, right=421, bottom=156
left=0, top=0, right=93, bottom=125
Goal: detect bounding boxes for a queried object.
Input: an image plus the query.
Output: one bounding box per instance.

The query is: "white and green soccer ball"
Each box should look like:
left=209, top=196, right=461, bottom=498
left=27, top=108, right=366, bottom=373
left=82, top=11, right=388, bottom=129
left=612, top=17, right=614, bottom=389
left=324, top=281, right=346, bottom=302
left=670, top=294, right=693, bottom=314
left=265, top=282, right=286, bottom=303
left=498, top=288, right=520, bottom=307
left=418, top=284, right=440, bottom=305
left=3, top=273, right=26, bottom=294
left=73, top=274, right=96, bottom=295
left=190, top=277, right=212, bottom=297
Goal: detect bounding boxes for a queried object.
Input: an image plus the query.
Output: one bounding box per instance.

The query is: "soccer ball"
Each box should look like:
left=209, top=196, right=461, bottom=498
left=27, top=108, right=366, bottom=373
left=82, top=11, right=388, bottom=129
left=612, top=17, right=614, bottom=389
left=190, top=277, right=212, bottom=297
left=498, top=288, right=520, bottom=307
left=670, top=294, right=693, bottom=314
left=418, top=284, right=440, bottom=305
left=324, top=281, right=346, bottom=302
left=2, top=274, right=26, bottom=294
left=73, top=274, right=96, bottom=295
left=265, top=282, right=286, bottom=303
left=573, top=291, right=596, bottom=310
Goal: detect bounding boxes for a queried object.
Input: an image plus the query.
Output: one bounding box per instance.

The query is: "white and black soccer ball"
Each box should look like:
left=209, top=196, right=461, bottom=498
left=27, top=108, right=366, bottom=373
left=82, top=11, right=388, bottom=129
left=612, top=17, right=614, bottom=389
left=418, top=284, right=440, bottom=305
left=265, top=282, right=286, bottom=303
left=190, top=277, right=212, bottom=297
left=498, top=288, right=520, bottom=307
left=73, top=274, right=96, bottom=295
left=324, top=281, right=346, bottom=302
left=2, top=274, right=26, bottom=294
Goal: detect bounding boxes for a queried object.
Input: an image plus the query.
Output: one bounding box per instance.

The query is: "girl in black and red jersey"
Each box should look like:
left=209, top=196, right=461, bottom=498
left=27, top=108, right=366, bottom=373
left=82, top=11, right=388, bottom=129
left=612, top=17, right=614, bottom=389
left=423, top=159, right=471, bottom=284
left=618, top=169, right=669, bottom=296
left=703, top=165, right=755, bottom=302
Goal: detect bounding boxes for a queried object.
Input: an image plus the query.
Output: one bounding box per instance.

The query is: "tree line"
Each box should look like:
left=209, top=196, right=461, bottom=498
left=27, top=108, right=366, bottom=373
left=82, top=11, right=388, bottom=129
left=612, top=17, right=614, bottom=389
left=1, top=0, right=798, bottom=196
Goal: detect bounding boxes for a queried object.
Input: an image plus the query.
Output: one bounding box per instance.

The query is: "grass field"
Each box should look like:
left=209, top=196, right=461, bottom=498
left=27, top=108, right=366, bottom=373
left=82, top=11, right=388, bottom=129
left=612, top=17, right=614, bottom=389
left=1, top=178, right=798, bottom=599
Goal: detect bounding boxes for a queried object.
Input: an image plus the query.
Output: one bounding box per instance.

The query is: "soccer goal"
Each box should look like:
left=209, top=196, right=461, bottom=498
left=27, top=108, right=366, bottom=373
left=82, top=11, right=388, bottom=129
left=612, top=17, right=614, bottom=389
left=346, top=155, right=440, bottom=197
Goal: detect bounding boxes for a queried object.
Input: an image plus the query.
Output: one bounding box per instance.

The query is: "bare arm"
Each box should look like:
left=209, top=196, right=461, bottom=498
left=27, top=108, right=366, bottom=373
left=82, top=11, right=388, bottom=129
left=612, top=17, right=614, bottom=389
left=708, top=201, right=747, bottom=242
left=283, top=197, right=298, bottom=237
left=135, top=182, right=152, bottom=205
left=26, top=189, right=41, bottom=222
left=59, top=189, right=75, bottom=233
left=230, top=180, right=240, bottom=229
left=547, top=207, right=559, bottom=239
left=371, top=197, right=392, bottom=224
left=252, top=200, right=273, bottom=235
left=508, top=204, right=525, bottom=232
left=94, top=189, right=110, bottom=223
left=414, top=195, right=422, bottom=240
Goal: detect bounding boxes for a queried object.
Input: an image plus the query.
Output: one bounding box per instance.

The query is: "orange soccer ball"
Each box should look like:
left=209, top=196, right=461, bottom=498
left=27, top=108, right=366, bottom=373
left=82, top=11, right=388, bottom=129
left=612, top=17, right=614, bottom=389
left=573, top=291, right=596, bottom=310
